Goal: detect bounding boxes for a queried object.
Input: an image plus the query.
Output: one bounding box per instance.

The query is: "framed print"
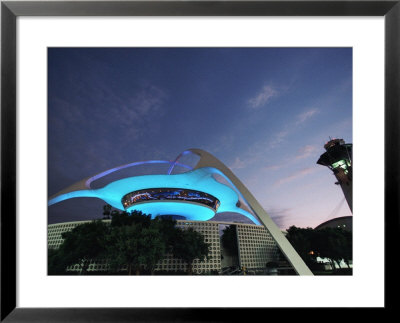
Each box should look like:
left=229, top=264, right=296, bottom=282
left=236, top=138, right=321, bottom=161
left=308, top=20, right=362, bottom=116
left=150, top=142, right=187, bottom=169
left=1, top=1, right=399, bottom=321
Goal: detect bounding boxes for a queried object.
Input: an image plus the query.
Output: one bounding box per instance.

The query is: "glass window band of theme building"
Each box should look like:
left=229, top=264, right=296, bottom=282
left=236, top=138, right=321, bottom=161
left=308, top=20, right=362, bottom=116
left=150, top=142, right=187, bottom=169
left=122, top=188, right=221, bottom=211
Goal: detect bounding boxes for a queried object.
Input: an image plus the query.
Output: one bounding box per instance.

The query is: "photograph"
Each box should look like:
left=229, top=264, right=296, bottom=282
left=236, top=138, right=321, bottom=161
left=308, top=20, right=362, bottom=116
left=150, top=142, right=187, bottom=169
left=1, top=0, right=397, bottom=319
left=47, top=47, right=353, bottom=277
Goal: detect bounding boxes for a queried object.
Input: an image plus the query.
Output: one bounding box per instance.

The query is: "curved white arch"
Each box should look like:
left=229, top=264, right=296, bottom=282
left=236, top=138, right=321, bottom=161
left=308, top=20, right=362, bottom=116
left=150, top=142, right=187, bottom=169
left=167, top=150, right=197, bottom=175
left=186, top=148, right=313, bottom=276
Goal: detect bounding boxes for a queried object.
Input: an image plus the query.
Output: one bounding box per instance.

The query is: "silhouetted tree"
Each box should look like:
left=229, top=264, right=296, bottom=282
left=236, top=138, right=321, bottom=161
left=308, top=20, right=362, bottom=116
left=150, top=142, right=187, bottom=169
left=221, top=225, right=238, bottom=257
left=49, top=207, right=211, bottom=276
left=342, top=229, right=353, bottom=268
left=58, top=220, right=109, bottom=274
left=105, top=222, right=166, bottom=275
left=111, top=209, right=151, bottom=228
left=172, top=227, right=210, bottom=275
left=102, top=204, right=112, bottom=219
left=314, top=228, right=349, bottom=270
left=286, top=225, right=352, bottom=273
left=106, top=211, right=179, bottom=275
left=285, top=226, right=316, bottom=267
left=153, top=215, right=179, bottom=254
left=48, top=248, right=67, bottom=275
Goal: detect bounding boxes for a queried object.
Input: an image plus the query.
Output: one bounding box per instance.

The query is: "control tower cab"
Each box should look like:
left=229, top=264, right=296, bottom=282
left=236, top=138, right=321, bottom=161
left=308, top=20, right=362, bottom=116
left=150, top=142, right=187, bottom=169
left=317, top=138, right=352, bottom=212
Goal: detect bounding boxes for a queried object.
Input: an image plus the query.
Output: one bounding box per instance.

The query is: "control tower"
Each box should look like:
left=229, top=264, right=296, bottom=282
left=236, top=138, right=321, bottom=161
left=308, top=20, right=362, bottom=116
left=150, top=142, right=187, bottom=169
left=317, top=138, right=352, bottom=212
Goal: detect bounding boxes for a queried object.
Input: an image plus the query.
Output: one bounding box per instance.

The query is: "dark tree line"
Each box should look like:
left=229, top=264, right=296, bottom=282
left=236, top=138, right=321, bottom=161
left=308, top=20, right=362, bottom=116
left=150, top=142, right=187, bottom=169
left=285, top=226, right=352, bottom=272
left=49, top=207, right=210, bottom=275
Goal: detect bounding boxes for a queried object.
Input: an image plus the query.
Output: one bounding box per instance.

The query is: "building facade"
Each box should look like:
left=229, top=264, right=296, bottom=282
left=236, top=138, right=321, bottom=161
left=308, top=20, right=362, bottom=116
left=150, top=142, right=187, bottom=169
left=48, top=219, right=288, bottom=274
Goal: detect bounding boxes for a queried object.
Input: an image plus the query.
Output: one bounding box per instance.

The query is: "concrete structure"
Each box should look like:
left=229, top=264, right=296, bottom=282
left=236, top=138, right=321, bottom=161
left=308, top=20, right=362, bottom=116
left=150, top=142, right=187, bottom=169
left=315, top=216, right=352, bottom=232
left=317, top=139, right=353, bottom=212
left=48, top=220, right=289, bottom=274
left=48, top=149, right=312, bottom=275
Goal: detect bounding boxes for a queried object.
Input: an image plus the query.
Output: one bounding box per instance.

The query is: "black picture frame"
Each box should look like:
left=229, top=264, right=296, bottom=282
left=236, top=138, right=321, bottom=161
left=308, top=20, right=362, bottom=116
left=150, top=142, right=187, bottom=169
left=1, top=1, right=399, bottom=321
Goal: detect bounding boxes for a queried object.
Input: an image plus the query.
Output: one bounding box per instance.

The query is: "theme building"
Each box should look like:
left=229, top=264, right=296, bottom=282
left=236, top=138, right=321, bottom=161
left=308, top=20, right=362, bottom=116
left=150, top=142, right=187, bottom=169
left=48, top=149, right=312, bottom=275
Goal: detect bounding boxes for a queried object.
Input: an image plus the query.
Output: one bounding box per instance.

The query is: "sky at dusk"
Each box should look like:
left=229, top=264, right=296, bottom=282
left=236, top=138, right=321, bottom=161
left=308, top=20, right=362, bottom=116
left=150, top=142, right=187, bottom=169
left=48, top=47, right=352, bottom=229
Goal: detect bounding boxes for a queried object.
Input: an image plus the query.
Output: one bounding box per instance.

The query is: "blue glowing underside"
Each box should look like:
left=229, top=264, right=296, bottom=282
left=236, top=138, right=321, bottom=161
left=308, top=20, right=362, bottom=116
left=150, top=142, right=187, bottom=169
left=48, top=167, right=261, bottom=225
left=126, top=202, right=214, bottom=221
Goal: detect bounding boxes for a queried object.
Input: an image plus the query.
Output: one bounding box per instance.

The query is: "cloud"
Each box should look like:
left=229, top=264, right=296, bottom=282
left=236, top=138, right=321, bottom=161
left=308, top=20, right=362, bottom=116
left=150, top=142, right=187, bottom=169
left=207, top=134, right=235, bottom=154
left=248, top=85, right=278, bottom=109
left=274, top=167, right=316, bottom=187
left=229, top=157, right=247, bottom=170
left=268, top=129, right=289, bottom=148
left=262, top=164, right=283, bottom=171
left=266, top=208, right=292, bottom=229
left=48, top=82, right=169, bottom=190
left=118, top=85, right=167, bottom=127
left=133, top=86, right=167, bottom=115
left=295, top=145, right=317, bottom=160
left=296, top=108, right=319, bottom=125
left=265, top=109, right=318, bottom=150
left=261, top=145, right=317, bottom=173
